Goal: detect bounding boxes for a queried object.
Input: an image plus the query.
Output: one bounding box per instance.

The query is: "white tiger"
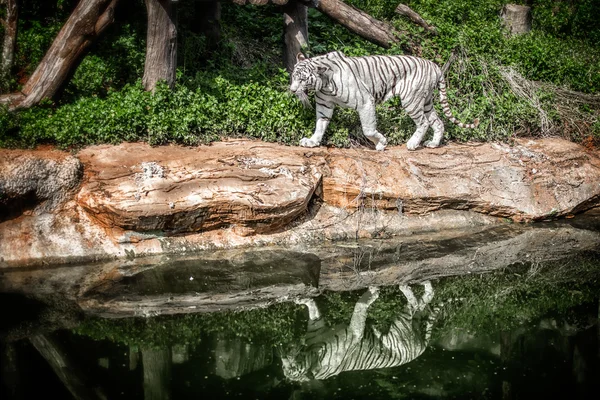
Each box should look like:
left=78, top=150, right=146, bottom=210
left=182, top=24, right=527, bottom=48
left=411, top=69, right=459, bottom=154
left=281, top=281, right=438, bottom=381
left=290, top=51, right=479, bottom=151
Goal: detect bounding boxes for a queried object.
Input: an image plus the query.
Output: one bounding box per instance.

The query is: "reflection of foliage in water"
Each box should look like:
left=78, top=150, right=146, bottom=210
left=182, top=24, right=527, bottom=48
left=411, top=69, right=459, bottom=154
left=74, top=253, right=600, bottom=349
left=74, top=302, right=305, bottom=349
left=431, top=252, right=600, bottom=339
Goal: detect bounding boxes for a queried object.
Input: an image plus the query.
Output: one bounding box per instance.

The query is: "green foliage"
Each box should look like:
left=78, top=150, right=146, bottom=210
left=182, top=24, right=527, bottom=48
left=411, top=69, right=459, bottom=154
left=532, top=0, right=600, bottom=43
left=6, top=74, right=318, bottom=149
left=15, top=20, right=63, bottom=78
left=403, top=0, right=600, bottom=93
left=65, top=24, right=146, bottom=98
left=1, top=0, right=599, bottom=148
left=0, top=105, right=20, bottom=147
left=503, top=31, right=600, bottom=93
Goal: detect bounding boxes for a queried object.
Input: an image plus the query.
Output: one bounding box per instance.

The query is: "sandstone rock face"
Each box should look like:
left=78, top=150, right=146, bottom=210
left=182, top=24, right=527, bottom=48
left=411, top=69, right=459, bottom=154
left=76, top=142, right=323, bottom=235
left=0, top=148, right=82, bottom=220
left=75, top=139, right=600, bottom=237
left=322, top=139, right=600, bottom=221
left=0, top=138, right=599, bottom=267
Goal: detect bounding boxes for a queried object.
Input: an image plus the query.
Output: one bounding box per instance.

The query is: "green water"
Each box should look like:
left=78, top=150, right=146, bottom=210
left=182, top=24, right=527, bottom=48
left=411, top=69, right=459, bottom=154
left=1, top=252, right=599, bottom=400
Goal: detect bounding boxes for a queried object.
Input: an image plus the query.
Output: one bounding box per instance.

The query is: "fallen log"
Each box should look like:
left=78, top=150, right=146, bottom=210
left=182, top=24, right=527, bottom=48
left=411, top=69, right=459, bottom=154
left=299, top=0, right=398, bottom=48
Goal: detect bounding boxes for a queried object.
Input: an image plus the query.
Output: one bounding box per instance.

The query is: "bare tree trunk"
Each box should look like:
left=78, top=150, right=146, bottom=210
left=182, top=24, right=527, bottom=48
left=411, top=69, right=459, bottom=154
left=300, top=0, right=398, bottom=48
left=30, top=335, right=107, bottom=400
left=0, top=0, right=18, bottom=89
left=129, top=346, right=140, bottom=371
left=500, top=4, right=532, bottom=36
left=0, top=0, right=119, bottom=109
left=143, top=0, right=177, bottom=91
left=282, top=0, right=308, bottom=73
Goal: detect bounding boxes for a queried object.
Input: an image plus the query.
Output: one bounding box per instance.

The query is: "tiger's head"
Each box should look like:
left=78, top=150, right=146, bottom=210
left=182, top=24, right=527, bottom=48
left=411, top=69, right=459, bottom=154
left=281, top=352, right=312, bottom=382
left=280, top=341, right=315, bottom=382
left=290, top=53, right=327, bottom=109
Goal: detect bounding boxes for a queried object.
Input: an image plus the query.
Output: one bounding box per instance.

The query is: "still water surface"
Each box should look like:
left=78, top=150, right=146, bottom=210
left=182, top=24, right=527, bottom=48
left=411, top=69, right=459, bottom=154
left=1, top=220, right=599, bottom=399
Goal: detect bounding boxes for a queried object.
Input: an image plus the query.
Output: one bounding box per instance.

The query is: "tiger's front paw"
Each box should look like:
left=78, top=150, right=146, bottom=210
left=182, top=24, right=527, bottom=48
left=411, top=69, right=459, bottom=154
left=300, top=137, right=319, bottom=148
left=375, top=138, right=387, bottom=151
left=294, top=297, right=314, bottom=306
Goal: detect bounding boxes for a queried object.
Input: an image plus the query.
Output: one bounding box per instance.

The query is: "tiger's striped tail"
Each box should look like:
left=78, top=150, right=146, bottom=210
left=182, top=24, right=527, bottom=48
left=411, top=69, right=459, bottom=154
left=438, top=76, right=479, bottom=129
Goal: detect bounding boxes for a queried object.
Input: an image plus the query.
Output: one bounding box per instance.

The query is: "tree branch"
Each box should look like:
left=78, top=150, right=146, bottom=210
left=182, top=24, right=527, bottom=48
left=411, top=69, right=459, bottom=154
left=395, top=3, right=437, bottom=34
left=30, top=335, right=107, bottom=400
left=95, top=0, right=118, bottom=34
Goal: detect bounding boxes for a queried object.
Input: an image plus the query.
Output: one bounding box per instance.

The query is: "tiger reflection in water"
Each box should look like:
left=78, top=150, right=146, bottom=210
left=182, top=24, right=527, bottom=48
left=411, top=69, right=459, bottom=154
left=282, top=281, right=437, bottom=381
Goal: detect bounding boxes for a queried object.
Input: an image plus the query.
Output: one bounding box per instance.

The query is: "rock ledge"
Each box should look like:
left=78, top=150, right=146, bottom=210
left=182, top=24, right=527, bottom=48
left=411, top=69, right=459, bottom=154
left=1, top=138, right=599, bottom=267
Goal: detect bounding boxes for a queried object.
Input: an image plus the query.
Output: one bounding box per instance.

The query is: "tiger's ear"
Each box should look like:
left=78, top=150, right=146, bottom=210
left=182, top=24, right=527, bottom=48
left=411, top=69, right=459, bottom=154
left=296, top=53, right=307, bottom=63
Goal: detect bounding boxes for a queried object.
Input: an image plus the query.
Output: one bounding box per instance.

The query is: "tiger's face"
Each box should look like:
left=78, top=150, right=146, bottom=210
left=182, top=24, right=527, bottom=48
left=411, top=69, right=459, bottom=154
left=281, top=353, right=312, bottom=382
left=290, top=61, right=317, bottom=93
left=290, top=60, right=317, bottom=109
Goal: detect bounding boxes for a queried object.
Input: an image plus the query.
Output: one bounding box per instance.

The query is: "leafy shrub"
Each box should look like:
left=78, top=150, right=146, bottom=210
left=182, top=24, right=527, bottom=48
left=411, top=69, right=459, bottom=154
left=6, top=73, right=316, bottom=149
left=532, top=0, right=600, bottom=43
left=66, top=24, right=146, bottom=98
left=1, top=0, right=598, bottom=149
left=503, top=31, right=600, bottom=93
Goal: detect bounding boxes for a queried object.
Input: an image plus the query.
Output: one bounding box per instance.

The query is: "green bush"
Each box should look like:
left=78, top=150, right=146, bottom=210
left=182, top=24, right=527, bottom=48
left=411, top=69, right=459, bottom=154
left=65, top=24, right=146, bottom=98
left=6, top=73, right=318, bottom=149
left=532, top=0, right=600, bottom=43
left=1, top=0, right=598, bottom=149
left=503, top=31, right=600, bottom=93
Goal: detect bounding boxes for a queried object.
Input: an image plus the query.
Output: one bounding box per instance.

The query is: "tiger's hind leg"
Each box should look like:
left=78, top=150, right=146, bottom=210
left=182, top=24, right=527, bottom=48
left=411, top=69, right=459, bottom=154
left=420, top=280, right=434, bottom=307
left=357, top=103, right=388, bottom=151
left=405, top=108, right=430, bottom=151
left=423, top=109, right=445, bottom=149
left=399, top=281, right=434, bottom=314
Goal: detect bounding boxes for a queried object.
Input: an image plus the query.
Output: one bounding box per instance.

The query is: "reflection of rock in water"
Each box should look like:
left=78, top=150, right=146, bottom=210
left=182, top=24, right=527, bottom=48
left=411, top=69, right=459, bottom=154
left=282, top=281, right=439, bottom=381
left=214, top=335, right=273, bottom=379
